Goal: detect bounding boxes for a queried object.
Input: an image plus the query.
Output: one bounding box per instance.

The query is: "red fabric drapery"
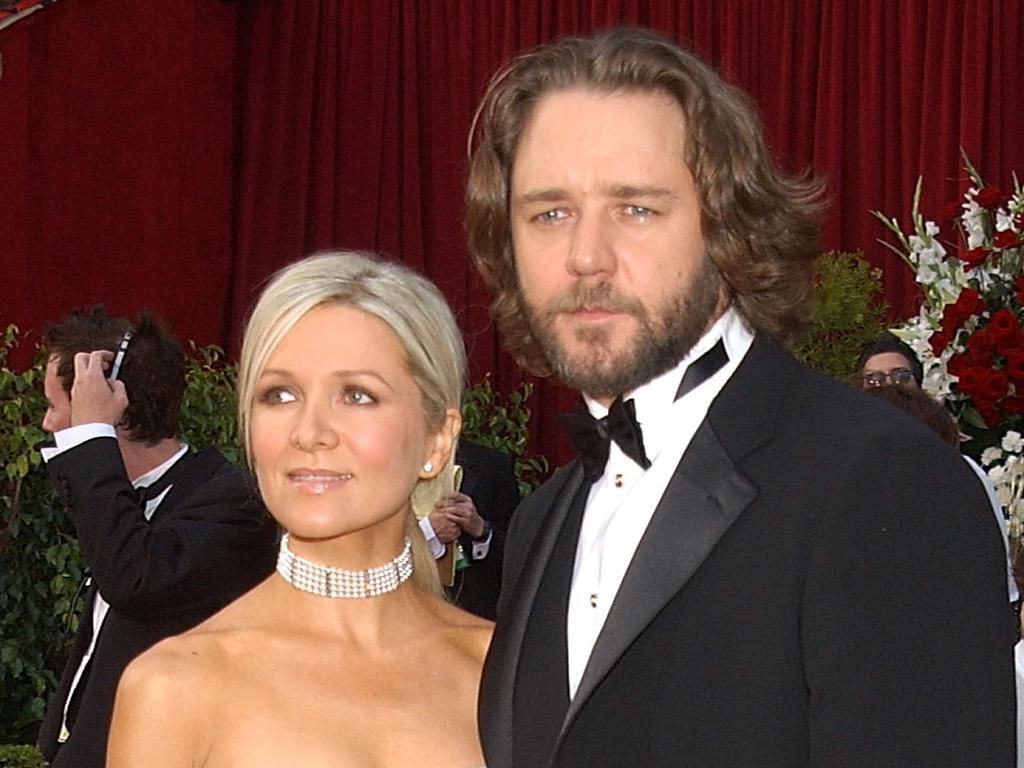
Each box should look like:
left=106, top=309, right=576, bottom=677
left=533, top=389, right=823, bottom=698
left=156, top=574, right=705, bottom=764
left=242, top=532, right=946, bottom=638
left=3, top=1, right=1023, bottom=464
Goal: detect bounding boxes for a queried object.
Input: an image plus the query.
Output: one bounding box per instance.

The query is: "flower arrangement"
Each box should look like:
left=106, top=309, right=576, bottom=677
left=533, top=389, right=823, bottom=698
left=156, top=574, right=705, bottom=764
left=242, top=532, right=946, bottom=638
left=874, top=154, right=1024, bottom=536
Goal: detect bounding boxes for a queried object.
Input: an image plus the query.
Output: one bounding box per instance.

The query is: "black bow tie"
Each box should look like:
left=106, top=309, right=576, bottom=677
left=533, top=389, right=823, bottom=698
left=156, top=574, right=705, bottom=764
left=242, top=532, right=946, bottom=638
left=559, top=395, right=650, bottom=482
left=559, top=339, right=729, bottom=482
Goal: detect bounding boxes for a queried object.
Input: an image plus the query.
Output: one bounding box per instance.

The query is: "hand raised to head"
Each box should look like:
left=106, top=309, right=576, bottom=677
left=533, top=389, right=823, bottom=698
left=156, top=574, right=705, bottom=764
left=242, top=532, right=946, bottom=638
left=70, top=350, right=129, bottom=427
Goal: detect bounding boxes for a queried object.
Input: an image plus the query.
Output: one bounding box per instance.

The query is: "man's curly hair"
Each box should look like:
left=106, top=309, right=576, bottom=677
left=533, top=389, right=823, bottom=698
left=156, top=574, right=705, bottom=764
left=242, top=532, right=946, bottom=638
left=466, top=27, right=824, bottom=376
left=43, top=305, right=185, bottom=444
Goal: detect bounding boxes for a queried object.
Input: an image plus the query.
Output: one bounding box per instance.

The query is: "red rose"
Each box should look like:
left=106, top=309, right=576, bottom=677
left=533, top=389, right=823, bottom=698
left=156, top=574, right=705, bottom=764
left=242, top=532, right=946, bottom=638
left=966, top=348, right=994, bottom=370
left=990, top=308, right=1020, bottom=336
left=940, top=305, right=964, bottom=333
left=960, top=247, right=989, bottom=269
left=930, top=331, right=953, bottom=355
left=1007, top=353, right=1024, bottom=383
left=947, top=354, right=967, bottom=376
left=994, top=229, right=1020, bottom=249
left=955, top=288, right=985, bottom=317
left=941, top=201, right=963, bottom=221
left=996, top=329, right=1024, bottom=356
left=967, top=329, right=996, bottom=355
left=976, top=186, right=1004, bottom=207
left=957, top=367, right=982, bottom=396
left=981, top=369, right=1009, bottom=401
left=1001, top=396, right=1024, bottom=415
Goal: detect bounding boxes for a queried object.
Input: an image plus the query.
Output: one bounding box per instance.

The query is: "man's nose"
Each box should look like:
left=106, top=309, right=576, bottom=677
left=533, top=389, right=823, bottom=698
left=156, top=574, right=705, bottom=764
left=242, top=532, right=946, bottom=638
left=566, top=212, right=617, bottom=278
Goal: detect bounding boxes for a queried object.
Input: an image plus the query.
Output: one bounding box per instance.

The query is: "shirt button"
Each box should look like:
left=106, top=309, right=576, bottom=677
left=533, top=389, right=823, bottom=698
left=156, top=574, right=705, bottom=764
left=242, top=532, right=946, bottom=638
left=590, top=593, right=598, bottom=607
left=614, top=474, right=624, bottom=488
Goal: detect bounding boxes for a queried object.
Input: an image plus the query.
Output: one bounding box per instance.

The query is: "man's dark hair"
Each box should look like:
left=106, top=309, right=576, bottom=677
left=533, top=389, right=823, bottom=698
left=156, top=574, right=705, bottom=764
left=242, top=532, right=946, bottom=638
left=862, top=384, right=959, bottom=446
left=466, top=26, right=824, bottom=376
left=42, top=306, right=185, bottom=444
left=857, top=333, right=924, bottom=386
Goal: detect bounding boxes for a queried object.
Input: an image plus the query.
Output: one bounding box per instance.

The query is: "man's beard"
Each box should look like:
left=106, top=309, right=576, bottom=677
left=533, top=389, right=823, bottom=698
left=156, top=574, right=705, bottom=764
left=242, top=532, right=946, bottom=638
left=522, top=258, right=723, bottom=398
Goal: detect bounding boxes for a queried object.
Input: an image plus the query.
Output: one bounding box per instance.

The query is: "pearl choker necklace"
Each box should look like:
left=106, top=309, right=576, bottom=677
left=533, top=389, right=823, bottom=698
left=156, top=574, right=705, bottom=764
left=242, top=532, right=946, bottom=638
left=276, top=533, right=414, bottom=598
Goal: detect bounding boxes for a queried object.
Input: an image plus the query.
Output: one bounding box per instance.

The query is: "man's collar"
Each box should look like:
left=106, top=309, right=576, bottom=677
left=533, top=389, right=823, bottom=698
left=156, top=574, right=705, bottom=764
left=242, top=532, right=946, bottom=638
left=584, top=306, right=750, bottom=418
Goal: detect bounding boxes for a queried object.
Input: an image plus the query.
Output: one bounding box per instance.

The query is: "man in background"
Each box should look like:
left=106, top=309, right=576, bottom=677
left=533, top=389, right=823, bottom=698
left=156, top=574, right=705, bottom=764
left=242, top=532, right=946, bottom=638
left=37, top=306, right=277, bottom=768
left=424, top=440, right=520, bottom=619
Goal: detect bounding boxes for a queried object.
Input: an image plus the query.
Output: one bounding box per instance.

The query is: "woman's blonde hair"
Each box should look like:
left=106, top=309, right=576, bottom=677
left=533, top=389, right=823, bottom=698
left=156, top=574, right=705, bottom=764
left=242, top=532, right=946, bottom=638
left=237, top=251, right=466, bottom=594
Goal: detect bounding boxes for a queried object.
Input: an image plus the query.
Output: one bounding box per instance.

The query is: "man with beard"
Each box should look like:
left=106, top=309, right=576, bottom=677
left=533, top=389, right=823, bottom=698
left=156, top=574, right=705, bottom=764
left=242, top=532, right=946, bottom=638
left=466, top=28, right=1014, bottom=768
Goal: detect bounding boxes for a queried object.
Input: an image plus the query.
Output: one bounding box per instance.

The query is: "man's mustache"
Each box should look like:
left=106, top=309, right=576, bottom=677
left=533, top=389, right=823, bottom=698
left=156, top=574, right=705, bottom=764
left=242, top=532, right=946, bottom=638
left=543, top=282, right=646, bottom=317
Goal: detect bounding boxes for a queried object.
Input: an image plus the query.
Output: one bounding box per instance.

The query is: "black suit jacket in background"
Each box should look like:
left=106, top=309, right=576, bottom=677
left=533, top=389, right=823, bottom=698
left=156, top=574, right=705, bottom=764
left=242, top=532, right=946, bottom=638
left=479, top=334, right=1016, bottom=768
left=38, top=438, right=278, bottom=768
left=450, top=440, right=521, bottom=620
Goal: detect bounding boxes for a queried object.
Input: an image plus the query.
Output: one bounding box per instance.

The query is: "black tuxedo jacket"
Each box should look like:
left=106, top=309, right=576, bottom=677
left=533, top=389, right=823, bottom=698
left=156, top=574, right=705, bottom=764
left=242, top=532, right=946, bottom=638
left=449, top=440, right=521, bottom=620
left=38, top=438, right=278, bottom=768
left=480, top=335, right=1015, bottom=767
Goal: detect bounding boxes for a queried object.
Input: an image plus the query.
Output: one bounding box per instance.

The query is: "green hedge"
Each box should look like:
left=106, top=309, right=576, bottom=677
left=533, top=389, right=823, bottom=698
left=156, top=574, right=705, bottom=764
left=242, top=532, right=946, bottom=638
left=793, top=250, right=888, bottom=380
left=0, top=745, right=46, bottom=767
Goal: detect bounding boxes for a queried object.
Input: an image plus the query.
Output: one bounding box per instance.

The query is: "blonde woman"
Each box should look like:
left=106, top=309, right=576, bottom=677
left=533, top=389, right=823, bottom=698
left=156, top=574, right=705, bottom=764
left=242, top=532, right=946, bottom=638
left=107, top=251, right=492, bottom=767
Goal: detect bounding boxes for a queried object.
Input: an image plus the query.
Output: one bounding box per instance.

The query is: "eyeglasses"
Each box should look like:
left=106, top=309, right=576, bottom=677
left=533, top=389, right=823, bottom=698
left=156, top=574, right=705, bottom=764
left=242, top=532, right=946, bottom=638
left=862, top=368, right=917, bottom=388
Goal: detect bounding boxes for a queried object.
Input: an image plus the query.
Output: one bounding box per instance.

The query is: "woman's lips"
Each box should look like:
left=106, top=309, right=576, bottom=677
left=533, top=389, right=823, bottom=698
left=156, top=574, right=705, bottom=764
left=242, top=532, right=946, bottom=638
left=286, top=470, right=353, bottom=494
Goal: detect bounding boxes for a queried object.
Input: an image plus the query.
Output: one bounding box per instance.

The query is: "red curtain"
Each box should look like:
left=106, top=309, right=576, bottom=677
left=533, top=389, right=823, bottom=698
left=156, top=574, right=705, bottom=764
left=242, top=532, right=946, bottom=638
left=3, top=1, right=1023, bottom=465
left=227, top=0, right=1024, bottom=464
left=0, top=1, right=240, bottom=364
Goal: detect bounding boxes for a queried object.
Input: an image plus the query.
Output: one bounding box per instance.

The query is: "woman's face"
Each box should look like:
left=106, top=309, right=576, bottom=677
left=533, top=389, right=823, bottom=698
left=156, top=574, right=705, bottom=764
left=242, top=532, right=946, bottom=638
left=250, top=303, right=452, bottom=547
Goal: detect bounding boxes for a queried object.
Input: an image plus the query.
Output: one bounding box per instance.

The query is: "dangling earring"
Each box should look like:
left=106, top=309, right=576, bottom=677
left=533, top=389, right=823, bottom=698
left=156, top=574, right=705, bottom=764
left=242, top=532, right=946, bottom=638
left=422, top=461, right=434, bottom=473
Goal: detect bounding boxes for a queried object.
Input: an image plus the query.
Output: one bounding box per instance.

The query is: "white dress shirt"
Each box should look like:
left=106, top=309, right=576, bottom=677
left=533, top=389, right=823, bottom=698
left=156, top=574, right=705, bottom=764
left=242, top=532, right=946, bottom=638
left=566, top=308, right=754, bottom=697
left=42, top=424, right=186, bottom=740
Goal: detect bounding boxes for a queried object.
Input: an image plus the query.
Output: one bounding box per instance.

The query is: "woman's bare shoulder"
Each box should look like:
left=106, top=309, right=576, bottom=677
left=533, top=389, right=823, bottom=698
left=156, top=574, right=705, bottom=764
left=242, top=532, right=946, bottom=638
left=121, top=631, right=224, bottom=705
left=431, top=599, right=494, bottom=659
left=121, top=586, right=270, bottom=702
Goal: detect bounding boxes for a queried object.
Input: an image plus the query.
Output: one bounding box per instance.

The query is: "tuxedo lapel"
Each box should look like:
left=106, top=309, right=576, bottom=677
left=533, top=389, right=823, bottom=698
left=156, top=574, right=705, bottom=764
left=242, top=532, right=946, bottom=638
left=561, top=334, right=793, bottom=734
left=563, top=421, right=756, bottom=729
left=479, top=462, right=586, bottom=767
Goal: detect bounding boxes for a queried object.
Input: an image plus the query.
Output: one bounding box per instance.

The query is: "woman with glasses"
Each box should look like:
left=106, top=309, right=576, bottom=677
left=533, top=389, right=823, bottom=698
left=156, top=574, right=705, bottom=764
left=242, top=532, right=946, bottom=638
left=857, top=333, right=923, bottom=389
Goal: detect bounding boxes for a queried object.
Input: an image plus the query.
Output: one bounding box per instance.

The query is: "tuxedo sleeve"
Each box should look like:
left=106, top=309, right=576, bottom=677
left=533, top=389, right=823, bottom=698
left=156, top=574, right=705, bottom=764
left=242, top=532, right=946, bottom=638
left=47, top=436, right=275, bottom=621
left=462, top=450, right=520, bottom=569
left=801, top=427, right=1015, bottom=767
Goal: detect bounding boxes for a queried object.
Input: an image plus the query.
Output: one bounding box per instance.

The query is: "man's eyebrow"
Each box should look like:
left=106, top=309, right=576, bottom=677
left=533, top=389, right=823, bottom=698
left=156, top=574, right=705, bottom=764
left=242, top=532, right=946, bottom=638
left=606, top=184, right=677, bottom=200
left=514, top=188, right=569, bottom=205
left=513, top=185, right=678, bottom=205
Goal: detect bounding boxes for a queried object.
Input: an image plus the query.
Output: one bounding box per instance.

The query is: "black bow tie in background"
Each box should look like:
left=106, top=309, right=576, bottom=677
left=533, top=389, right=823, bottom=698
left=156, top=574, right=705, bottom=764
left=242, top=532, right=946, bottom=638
left=559, top=339, right=729, bottom=481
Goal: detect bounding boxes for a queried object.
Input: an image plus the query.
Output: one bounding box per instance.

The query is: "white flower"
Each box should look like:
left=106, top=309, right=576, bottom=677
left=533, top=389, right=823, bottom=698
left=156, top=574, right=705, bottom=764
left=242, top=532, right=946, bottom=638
left=1001, top=431, right=1024, bottom=453
left=1012, top=498, right=1024, bottom=519
left=962, top=200, right=988, bottom=249
left=995, top=482, right=1013, bottom=508
left=981, top=447, right=1004, bottom=466
left=996, top=209, right=1016, bottom=232
left=915, top=264, right=939, bottom=286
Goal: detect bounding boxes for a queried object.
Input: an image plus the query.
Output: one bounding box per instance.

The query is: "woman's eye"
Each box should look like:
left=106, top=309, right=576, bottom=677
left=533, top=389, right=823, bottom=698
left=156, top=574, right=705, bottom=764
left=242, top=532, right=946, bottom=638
left=258, top=387, right=296, bottom=405
left=343, top=388, right=376, bottom=405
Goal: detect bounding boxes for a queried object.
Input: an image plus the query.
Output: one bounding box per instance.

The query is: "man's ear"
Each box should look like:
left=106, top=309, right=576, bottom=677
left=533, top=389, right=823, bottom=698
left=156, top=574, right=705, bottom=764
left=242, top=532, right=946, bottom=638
left=420, top=408, right=462, bottom=479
